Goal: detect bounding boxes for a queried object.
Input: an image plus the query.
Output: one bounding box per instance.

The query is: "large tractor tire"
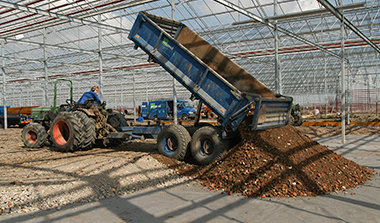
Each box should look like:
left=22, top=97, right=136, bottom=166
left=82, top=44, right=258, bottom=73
left=190, top=126, right=229, bottom=165
left=295, top=114, right=304, bottom=126
left=73, top=111, right=96, bottom=150
left=50, top=112, right=84, bottom=152
left=21, top=123, right=47, bottom=148
left=157, top=125, right=191, bottom=161
left=107, top=112, right=129, bottom=131
left=292, top=113, right=304, bottom=126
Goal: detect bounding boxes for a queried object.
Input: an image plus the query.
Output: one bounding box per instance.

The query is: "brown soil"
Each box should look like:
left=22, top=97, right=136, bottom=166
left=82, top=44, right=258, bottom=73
left=153, top=118, right=374, bottom=198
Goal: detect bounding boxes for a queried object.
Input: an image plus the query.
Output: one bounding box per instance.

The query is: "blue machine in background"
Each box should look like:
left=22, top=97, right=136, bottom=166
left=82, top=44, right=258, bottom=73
left=141, top=100, right=196, bottom=120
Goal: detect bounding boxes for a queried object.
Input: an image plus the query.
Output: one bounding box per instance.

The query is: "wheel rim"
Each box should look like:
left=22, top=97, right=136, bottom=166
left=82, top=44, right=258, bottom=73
left=53, top=120, right=70, bottom=145
left=26, top=130, right=38, bottom=143
left=162, top=133, right=178, bottom=155
left=197, top=137, right=214, bottom=156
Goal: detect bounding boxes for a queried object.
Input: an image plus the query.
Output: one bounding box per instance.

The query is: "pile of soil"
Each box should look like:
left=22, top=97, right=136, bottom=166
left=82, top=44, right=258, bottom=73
left=153, top=117, right=373, bottom=198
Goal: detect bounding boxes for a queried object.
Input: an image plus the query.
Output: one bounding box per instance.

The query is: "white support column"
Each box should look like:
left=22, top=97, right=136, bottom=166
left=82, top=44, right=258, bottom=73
left=43, top=28, right=49, bottom=107
left=172, top=0, right=178, bottom=124
left=376, top=53, right=379, bottom=117
left=274, top=0, right=281, bottom=95
left=347, top=65, right=350, bottom=124
left=145, top=74, right=148, bottom=102
left=133, top=71, right=136, bottom=122
left=340, top=0, right=346, bottom=144
left=1, top=41, right=7, bottom=129
left=98, top=14, right=104, bottom=101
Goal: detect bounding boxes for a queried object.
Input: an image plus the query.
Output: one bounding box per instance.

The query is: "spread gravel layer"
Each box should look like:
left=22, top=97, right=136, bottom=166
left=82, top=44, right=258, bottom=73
left=0, top=128, right=192, bottom=216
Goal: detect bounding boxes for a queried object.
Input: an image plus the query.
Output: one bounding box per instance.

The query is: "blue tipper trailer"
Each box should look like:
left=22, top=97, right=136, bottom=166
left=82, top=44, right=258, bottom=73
left=128, top=12, right=293, bottom=165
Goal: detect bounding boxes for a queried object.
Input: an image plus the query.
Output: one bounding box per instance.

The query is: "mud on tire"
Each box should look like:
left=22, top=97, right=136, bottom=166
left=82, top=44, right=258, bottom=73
left=50, top=112, right=84, bottom=152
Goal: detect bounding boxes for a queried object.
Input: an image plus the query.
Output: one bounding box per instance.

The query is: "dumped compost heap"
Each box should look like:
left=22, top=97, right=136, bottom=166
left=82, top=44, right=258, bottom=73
left=153, top=117, right=373, bottom=198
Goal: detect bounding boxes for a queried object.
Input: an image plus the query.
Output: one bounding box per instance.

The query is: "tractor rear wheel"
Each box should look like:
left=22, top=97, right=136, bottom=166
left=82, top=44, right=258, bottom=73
left=21, top=123, right=47, bottom=148
left=190, top=126, right=229, bottom=165
left=292, top=113, right=304, bottom=126
left=73, top=111, right=96, bottom=150
left=50, top=112, right=84, bottom=152
left=157, top=125, right=191, bottom=161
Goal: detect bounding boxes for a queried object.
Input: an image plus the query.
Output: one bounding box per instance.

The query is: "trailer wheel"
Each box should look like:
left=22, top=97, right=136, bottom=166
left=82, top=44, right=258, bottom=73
left=0, top=120, right=3, bottom=129
left=190, top=126, right=229, bottom=165
left=21, top=123, right=47, bottom=148
left=50, top=112, right=84, bottom=152
left=157, top=125, right=191, bottom=161
left=73, top=111, right=96, bottom=150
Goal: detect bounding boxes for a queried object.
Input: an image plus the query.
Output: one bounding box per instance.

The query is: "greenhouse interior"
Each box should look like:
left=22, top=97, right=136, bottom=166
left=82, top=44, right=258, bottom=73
left=1, top=0, right=379, bottom=116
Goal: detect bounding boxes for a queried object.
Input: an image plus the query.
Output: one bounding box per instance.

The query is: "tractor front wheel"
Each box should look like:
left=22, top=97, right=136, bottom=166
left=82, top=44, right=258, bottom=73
left=21, top=123, right=47, bottom=148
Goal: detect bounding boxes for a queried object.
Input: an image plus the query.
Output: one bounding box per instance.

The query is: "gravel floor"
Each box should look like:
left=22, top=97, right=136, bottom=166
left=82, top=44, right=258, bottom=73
left=0, top=128, right=192, bottom=216
left=1, top=124, right=378, bottom=216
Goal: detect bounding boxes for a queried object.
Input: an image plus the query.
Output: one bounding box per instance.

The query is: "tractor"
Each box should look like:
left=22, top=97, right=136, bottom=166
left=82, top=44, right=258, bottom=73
left=290, top=104, right=304, bottom=126
left=21, top=79, right=131, bottom=151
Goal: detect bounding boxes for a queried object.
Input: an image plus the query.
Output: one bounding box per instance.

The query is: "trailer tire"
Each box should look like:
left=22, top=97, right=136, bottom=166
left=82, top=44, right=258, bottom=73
left=73, top=111, right=96, bottom=150
left=190, top=126, right=229, bottom=165
left=50, top=112, right=84, bottom=152
left=157, top=125, right=191, bottom=161
left=21, top=123, right=47, bottom=148
left=0, top=120, right=3, bottom=129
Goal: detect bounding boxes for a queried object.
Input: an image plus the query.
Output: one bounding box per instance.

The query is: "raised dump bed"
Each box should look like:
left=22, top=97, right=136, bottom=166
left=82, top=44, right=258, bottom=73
left=129, top=12, right=293, bottom=165
left=129, top=11, right=292, bottom=132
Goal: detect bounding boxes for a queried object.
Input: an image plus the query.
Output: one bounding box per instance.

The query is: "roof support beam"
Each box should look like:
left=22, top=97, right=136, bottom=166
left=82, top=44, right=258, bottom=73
left=0, top=0, right=129, bottom=35
left=317, top=0, right=380, bottom=54
left=214, top=0, right=344, bottom=60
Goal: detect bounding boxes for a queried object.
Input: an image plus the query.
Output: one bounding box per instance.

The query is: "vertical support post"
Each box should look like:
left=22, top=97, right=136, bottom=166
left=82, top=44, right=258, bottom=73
left=274, top=0, right=281, bottom=95
left=324, top=55, right=327, bottom=118
left=340, top=0, right=346, bottom=144
left=376, top=53, right=379, bottom=117
left=172, top=0, right=178, bottom=124
left=322, top=15, right=328, bottom=118
left=98, top=14, right=104, bottom=101
left=145, top=74, right=148, bottom=102
left=347, top=65, right=350, bottom=124
left=43, top=28, right=49, bottom=107
left=133, top=71, right=136, bottom=122
left=1, top=41, right=7, bottom=129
